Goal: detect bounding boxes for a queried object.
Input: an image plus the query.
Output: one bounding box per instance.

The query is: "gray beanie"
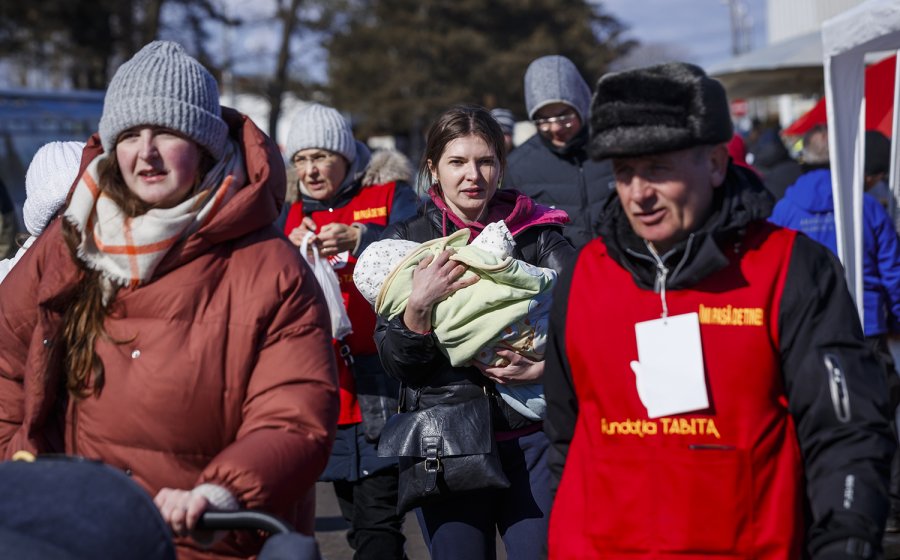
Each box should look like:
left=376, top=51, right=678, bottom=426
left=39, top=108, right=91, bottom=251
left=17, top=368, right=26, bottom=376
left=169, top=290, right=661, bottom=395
left=490, top=108, right=516, bottom=136
left=99, top=41, right=228, bottom=159
left=286, top=103, right=357, bottom=163
left=524, top=55, right=592, bottom=123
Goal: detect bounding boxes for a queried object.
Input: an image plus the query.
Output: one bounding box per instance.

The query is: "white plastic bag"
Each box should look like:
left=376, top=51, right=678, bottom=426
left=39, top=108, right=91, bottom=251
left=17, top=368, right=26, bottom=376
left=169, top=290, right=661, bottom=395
left=301, top=232, right=353, bottom=340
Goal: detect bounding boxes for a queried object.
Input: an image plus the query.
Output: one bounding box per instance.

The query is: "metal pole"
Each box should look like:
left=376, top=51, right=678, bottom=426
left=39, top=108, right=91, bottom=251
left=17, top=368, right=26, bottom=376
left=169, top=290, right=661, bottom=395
left=890, top=51, right=900, bottom=232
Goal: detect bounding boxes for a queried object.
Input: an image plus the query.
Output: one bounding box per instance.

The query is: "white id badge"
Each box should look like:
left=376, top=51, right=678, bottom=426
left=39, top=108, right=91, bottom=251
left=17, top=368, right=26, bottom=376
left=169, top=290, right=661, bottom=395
left=632, top=312, right=708, bottom=418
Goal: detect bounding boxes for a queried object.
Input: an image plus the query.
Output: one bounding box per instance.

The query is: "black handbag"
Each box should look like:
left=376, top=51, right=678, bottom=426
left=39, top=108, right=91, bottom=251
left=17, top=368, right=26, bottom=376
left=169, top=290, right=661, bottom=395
left=377, top=387, right=511, bottom=513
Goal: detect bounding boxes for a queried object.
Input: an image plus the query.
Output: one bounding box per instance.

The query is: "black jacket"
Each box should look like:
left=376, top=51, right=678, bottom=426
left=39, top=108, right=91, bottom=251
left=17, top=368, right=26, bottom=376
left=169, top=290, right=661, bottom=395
left=506, top=129, right=614, bottom=249
left=375, top=198, right=575, bottom=430
left=543, top=163, right=895, bottom=557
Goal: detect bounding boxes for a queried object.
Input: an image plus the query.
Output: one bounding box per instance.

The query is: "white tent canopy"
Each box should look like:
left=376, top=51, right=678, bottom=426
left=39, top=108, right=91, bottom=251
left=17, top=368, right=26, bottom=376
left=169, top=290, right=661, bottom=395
left=822, top=0, right=900, bottom=324
left=707, top=31, right=824, bottom=98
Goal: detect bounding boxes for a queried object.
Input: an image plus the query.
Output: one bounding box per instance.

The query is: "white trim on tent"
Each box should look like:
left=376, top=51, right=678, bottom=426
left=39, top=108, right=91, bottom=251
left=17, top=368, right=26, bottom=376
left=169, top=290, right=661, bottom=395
left=821, top=0, right=900, bottom=326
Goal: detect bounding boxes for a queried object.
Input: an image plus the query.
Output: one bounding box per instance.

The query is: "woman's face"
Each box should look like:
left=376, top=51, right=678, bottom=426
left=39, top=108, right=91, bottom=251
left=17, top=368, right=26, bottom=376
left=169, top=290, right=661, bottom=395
left=115, top=126, right=201, bottom=208
left=292, top=148, right=349, bottom=201
left=428, top=134, right=500, bottom=223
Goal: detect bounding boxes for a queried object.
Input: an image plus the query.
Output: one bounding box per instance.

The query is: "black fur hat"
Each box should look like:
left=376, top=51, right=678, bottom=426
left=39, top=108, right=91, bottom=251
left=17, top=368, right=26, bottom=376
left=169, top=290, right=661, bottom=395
left=589, top=62, right=733, bottom=159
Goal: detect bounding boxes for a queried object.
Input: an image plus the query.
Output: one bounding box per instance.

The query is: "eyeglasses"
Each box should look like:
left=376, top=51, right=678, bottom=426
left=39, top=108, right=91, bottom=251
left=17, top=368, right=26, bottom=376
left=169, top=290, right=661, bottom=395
left=292, top=152, right=337, bottom=168
left=534, top=111, right=578, bottom=132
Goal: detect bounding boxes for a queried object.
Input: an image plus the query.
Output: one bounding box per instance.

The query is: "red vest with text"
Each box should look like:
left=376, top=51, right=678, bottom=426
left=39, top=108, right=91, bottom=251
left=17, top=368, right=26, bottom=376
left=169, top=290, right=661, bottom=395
left=549, top=222, right=804, bottom=559
left=284, top=182, right=397, bottom=425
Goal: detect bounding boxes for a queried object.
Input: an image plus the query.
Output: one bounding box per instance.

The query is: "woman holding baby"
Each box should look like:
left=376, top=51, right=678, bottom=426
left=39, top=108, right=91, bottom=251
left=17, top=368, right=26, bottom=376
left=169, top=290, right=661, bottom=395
left=374, top=104, right=574, bottom=560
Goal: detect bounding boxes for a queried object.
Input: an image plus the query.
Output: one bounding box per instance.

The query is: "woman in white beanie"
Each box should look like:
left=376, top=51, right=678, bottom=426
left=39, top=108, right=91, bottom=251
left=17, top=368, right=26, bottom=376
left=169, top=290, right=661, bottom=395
left=281, top=102, right=418, bottom=560
left=0, top=140, right=85, bottom=283
left=0, top=41, right=338, bottom=559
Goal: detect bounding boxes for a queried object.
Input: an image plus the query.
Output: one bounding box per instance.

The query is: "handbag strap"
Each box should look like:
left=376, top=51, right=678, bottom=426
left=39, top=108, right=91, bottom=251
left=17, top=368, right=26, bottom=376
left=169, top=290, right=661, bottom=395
left=422, top=435, right=442, bottom=491
left=337, top=340, right=354, bottom=367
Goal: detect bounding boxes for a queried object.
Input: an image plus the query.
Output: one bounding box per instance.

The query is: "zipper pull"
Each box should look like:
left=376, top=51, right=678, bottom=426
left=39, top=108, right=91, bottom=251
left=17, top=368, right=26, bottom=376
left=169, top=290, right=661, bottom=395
left=824, top=354, right=851, bottom=423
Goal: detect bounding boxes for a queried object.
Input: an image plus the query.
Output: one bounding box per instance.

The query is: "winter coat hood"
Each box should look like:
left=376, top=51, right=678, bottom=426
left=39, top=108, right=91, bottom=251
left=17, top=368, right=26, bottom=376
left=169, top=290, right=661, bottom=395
left=780, top=169, right=833, bottom=213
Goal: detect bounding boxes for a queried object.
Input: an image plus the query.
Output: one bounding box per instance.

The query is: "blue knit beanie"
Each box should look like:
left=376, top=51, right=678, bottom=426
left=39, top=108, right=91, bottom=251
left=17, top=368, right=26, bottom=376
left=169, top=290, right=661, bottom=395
left=99, top=41, right=228, bottom=159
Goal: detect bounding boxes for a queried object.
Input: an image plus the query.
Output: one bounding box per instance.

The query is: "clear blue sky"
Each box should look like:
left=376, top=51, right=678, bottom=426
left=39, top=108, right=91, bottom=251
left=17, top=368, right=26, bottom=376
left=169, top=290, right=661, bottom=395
left=599, top=0, right=768, bottom=70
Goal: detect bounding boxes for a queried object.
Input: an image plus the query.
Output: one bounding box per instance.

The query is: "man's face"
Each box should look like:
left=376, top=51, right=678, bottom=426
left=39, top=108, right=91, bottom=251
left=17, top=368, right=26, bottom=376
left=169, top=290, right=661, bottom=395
left=613, top=145, right=729, bottom=254
left=533, top=102, right=582, bottom=147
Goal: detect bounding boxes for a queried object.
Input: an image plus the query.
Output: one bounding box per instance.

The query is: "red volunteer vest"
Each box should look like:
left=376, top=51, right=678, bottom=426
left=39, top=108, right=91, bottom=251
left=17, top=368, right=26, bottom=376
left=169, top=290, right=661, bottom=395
left=549, top=222, right=805, bottom=560
left=284, top=182, right=397, bottom=425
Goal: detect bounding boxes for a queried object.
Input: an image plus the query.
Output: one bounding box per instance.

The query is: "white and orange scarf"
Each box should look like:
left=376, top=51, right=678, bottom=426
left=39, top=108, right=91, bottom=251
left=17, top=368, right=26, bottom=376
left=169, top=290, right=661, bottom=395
left=65, top=138, right=245, bottom=291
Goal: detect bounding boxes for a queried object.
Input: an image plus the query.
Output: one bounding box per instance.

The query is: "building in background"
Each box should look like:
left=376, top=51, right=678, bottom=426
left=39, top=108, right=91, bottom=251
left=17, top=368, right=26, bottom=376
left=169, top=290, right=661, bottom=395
left=710, top=0, right=865, bottom=129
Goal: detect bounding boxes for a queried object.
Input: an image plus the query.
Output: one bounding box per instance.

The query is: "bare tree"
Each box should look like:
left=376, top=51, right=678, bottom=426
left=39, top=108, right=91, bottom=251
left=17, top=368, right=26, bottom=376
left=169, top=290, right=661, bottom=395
left=268, top=0, right=304, bottom=141
left=0, top=0, right=232, bottom=90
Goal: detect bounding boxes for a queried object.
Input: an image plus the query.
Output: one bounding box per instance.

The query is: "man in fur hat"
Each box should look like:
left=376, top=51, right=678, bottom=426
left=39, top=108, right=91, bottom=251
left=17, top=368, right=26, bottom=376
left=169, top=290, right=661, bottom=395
left=543, top=62, right=894, bottom=559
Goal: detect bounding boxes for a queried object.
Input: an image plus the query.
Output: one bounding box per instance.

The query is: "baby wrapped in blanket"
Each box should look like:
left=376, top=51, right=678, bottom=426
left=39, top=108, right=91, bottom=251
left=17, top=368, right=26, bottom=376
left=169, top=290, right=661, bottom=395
left=354, top=221, right=554, bottom=420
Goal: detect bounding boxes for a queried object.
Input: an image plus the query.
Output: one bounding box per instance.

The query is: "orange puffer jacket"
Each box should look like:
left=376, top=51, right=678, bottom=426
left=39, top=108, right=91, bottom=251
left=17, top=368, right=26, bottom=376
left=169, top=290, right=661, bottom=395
left=0, top=109, right=339, bottom=559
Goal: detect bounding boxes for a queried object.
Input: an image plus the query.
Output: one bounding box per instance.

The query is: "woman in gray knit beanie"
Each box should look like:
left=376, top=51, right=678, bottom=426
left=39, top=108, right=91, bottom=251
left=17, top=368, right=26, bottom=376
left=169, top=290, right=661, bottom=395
left=281, top=102, right=419, bottom=560
left=0, top=40, right=339, bottom=559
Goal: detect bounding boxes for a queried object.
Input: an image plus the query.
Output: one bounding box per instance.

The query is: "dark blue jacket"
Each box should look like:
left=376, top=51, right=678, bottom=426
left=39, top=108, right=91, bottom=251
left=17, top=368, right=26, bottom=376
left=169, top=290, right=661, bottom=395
left=769, top=168, right=900, bottom=336
left=506, top=130, right=613, bottom=249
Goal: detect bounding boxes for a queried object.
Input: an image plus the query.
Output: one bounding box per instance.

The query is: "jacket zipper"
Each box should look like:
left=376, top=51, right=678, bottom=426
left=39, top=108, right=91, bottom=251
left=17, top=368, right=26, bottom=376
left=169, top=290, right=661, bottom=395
left=645, top=243, right=670, bottom=318
left=824, top=354, right=851, bottom=423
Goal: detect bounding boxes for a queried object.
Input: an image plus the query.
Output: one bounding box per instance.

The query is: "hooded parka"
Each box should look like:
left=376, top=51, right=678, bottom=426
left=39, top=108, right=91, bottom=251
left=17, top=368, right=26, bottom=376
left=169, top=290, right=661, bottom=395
left=0, top=109, right=340, bottom=559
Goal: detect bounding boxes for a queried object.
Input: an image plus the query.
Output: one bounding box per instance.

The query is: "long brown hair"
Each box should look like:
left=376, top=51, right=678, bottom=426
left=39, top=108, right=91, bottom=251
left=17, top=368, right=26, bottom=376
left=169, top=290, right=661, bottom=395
left=60, top=144, right=213, bottom=398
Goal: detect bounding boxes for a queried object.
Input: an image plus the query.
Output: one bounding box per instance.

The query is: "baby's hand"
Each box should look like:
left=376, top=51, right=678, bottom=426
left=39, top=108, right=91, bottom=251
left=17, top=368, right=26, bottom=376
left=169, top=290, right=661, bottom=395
left=473, top=349, right=543, bottom=385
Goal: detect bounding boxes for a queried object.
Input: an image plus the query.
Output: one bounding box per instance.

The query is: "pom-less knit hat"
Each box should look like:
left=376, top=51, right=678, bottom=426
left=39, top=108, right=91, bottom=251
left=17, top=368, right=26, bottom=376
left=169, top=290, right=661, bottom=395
left=24, top=141, right=85, bottom=237
left=99, top=41, right=228, bottom=159
left=524, top=55, right=592, bottom=123
left=286, top=103, right=357, bottom=164
left=490, top=108, right=516, bottom=136
left=589, top=62, right=733, bottom=159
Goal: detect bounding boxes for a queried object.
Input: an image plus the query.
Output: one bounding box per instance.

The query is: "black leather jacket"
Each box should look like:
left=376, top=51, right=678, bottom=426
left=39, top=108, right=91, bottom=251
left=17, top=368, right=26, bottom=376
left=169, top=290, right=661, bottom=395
left=374, top=198, right=575, bottom=430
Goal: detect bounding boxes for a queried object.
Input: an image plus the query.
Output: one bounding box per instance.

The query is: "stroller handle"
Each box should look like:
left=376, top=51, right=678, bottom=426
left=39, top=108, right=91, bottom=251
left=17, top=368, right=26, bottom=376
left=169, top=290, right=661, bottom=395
left=197, top=510, right=294, bottom=535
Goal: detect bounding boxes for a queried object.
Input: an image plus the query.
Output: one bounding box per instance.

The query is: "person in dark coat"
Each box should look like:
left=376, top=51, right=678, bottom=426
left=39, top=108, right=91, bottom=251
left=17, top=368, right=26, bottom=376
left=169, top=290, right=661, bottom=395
left=750, top=128, right=802, bottom=200
left=506, top=55, right=614, bottom=249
